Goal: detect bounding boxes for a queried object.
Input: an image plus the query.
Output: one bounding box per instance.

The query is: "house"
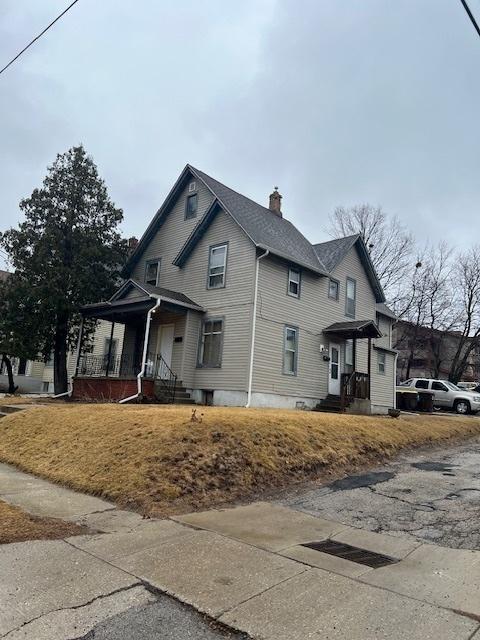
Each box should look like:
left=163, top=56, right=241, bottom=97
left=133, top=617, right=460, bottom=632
left=394, top=320, right=480, bottom=383
left=73, top=165, right=397, bottom=413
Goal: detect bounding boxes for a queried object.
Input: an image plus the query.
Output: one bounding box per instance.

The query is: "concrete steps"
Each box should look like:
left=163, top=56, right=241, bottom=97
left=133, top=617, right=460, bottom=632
left=313, top=395, right=349, bottom=413
left=153, top=381, right=196, bottom=405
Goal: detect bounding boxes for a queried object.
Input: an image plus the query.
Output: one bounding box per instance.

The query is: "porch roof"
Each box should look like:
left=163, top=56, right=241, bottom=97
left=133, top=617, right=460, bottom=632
left=323, top=319, right=382, bottom=339
left=81, top=280, right=204, bottom=321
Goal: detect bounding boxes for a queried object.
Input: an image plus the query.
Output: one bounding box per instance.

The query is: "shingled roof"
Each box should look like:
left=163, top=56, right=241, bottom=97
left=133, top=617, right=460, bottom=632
left=313, top=235, right=359, bottom=272
left=183, top=166, right=327, bottom=274
left=125, top=164, right=385, bottom=301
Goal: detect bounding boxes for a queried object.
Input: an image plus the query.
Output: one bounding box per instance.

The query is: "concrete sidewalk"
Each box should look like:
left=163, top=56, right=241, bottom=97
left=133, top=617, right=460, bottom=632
left=1, top=462, right=480, bottom=640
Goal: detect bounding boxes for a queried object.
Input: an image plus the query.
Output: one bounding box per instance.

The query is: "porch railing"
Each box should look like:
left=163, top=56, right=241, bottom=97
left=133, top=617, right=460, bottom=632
left=78, top=352, right=158, bottom=379
left=77, top=351, right=178, bottom=402
left=340, top=371, right=370, bottom=412
left=153, top=353, right=177, bottom=403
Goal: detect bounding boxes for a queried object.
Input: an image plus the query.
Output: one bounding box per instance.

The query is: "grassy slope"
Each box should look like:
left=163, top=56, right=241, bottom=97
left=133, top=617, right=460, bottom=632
left=0, top=499, right=85, bottom=544
left=0, top=405, right=479, bottom=516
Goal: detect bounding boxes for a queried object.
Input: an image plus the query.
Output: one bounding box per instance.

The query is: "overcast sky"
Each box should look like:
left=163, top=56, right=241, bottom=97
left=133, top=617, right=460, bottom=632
left=1, top=0, right=480, bottom=270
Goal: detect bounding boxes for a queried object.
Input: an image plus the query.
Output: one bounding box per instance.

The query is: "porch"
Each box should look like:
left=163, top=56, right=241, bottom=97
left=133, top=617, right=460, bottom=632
left=73, top=281, right=204, bottom=403
left=316, top=319, right=382, bottom=414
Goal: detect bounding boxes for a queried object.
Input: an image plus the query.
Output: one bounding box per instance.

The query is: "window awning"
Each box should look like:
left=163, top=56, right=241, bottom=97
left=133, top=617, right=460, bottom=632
left=323, top=319, right=382, bottom=339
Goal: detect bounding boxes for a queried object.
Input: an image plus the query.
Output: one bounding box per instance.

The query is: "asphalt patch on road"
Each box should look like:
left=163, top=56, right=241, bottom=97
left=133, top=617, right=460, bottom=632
left=411, top=462, right=456, bottom=473
left=327, top=471, right=395, bottom=492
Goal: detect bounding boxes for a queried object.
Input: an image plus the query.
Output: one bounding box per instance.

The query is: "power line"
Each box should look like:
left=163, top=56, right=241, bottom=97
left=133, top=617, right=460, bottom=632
left=0, top=0, right=81, bottom=76
left=459, top=0, right=480, bottom=39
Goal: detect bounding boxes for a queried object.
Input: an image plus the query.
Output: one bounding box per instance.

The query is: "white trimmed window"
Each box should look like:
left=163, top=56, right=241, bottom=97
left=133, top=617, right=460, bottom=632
left=377, top=351, right=386, bottom=375
left=346, top=277, right=356, bottom=318
left=283, top=326, right=298, bottom=375
left=207, top=244, right=227, bottom=289
left=288, top=268, right=301, bottom=298
left=145, top=259, right=160, bottom=286
left=198, top=319, right=224, bottom=367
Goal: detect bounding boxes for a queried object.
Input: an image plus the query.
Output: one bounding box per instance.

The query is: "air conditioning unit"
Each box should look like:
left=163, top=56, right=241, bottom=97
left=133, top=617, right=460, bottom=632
left=188, top=181, right=196, bottom=192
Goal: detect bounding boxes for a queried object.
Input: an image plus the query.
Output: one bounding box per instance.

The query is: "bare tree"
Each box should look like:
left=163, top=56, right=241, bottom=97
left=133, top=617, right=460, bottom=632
left=394, top=243, right=456, bottom=380
left=328, top=204, right=414, bottom=302
left=448, top=246, right=480, bottom=383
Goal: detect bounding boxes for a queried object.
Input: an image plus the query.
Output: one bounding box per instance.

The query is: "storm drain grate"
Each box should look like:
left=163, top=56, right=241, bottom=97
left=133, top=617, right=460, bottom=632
left=301, top=540, right=398, bottom=568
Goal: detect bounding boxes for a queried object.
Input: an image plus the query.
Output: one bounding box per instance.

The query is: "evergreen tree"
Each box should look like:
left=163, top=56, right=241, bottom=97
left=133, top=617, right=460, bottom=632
left=0, top=145, right=127, bottom=394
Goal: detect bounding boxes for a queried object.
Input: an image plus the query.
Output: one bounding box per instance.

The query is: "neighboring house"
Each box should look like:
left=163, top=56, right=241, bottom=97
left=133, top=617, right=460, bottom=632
left=73, top=165, right=397, bottom=413
left=394, top=320, right=480, bottom=383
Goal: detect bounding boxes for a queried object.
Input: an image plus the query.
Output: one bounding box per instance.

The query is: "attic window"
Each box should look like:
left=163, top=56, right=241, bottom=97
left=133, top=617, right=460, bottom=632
left=145, top=259, right=160, bottom=286
left=185, top=193, right=198, bottom=219
left=188, top=181, right=196, bottom=192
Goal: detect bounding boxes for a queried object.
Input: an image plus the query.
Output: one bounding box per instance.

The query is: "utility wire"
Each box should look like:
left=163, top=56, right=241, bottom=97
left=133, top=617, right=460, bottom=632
left=0, top=0, right=81, bottom=76
left=459, top=0, right=480, bottom=38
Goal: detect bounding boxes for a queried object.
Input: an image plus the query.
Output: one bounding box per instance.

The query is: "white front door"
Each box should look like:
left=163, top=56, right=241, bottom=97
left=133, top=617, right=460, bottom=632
left=157, top=324, right=174, bottom=371
left=328, top=342, right=341, bottom=396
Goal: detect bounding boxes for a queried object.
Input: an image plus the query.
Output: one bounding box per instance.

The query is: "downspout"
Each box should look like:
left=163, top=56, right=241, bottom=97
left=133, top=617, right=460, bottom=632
left=119, top=297, right=161, bottom=404
left=246, top=249, right=269, bottom=408
left=53, top=315, right=85, bottom=399
left=393, top=351, right=399, bottom=409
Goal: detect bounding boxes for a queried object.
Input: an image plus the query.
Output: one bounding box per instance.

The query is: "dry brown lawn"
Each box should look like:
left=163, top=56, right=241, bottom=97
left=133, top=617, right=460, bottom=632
left=0, top=405, right=479, bottom=517
left=0, top=499, right=86, bottom=544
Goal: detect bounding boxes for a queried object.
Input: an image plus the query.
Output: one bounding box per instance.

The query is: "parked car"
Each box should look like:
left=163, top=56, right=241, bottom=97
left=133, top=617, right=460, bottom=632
left=399, top=378, right=480, bottom=414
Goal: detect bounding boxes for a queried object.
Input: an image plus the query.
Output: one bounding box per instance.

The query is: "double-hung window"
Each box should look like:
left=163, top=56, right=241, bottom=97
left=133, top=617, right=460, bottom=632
left=198, top=318, right=224, bottom=367
left=288, top=267, right=301, bottom=298
left=345, top=277, right=356, bottom=318
left=207, top=244, right=227, bottom=289
left=283, top=325, right=298, bottom=375
left=185, top=193, right=198, bottom=219
left=377, top=351, right=386, bottom=375
left=328, top=278, right=339, bottom=300
left=145, top=259, right=160, bottom=286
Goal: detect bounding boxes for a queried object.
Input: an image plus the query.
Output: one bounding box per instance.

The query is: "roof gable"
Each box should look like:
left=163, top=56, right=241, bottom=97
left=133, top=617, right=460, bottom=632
left=174, top=166, right=327, bottom=274
left=123, top=165, right=200, bottom=276
left=109, top=278, right=203, bottom=311
left=314, top=235, right=385, bottom=303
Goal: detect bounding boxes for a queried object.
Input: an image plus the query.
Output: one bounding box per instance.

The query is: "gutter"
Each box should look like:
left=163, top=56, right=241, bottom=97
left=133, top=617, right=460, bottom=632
left=246, top=249, right=269, bottom=408
left=119, top=297, right=161, bottom=404
left=393, top=351, right=399, bottom=409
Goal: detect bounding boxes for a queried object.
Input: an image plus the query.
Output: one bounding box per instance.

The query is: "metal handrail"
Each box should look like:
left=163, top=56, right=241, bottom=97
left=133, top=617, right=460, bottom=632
left=154, top=353, right=177, bottom=403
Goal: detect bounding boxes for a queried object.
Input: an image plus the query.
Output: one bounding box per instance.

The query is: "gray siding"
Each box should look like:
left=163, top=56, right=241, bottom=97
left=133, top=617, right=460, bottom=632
left=252, top=244, right=383, bottom=400
left=371, top=349, right=396, bottom=407
left=127, top=183, right=256, bottom=391
left=376, top=314, right=392, bottom=349
left=131, top=180, right=214, bottom=288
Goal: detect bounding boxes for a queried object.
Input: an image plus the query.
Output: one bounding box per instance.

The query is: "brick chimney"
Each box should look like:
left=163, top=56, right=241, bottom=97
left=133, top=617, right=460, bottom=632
left=268, top=187, right=282, bottom=217
left=127, top=236, right=139, bottom=253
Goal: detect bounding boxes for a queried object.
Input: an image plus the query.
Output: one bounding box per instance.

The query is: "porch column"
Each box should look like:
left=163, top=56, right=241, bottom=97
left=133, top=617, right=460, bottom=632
left=367, top=337, right=372, bottom=399
left=105, top=321, right=115, bottom=377
left=74, top=316, right=85, bottom=376
left=352, top=338, right=357, bottom=371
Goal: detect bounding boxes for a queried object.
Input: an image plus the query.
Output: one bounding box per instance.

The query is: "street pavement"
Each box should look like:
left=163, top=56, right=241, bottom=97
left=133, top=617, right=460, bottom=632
left=1, top=438, right=480, bottom=640
left=281, top=436, right=480, bottom=549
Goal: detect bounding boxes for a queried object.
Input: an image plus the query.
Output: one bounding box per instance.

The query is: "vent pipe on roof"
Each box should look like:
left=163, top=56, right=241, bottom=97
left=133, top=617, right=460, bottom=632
left=269, top=187, right=282, bottom=217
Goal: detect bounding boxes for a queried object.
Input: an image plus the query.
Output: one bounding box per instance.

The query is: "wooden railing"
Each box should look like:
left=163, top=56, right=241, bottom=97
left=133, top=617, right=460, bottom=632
left=340, top=371, right=370, bottom=412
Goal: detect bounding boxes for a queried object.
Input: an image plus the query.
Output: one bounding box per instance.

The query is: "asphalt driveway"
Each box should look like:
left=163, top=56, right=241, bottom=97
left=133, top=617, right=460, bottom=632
left=281, top=436, right=480, bottom=550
